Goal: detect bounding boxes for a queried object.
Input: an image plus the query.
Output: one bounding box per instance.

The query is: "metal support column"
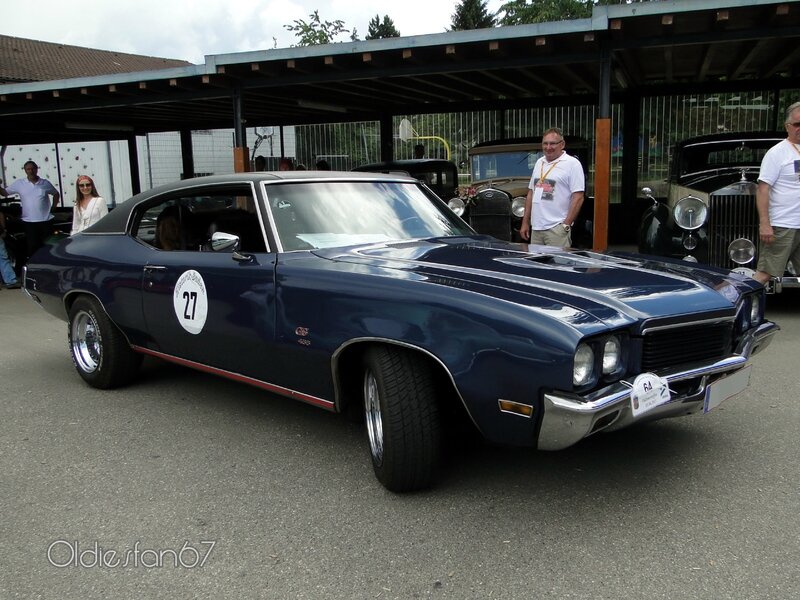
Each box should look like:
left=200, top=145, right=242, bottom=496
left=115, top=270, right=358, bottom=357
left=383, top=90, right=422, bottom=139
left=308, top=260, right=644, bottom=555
left=179, top=129, right=194, bottom=180
left=620, top=93, right=641, bottom=242
left=379, top=114, right=393, bottom=163
left=593, top=44, right=612, bottom=252
left=231, top=87, right=249, bottom=172
left=127, top=135, right=141, bottom=195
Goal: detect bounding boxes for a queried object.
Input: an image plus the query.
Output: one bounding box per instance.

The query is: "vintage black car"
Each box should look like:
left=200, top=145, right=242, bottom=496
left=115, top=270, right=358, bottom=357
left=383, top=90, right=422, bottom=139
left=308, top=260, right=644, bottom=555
left=0, top=197, right=72, bottom=274
left=463, top=137, right=593, bottom=246
left=353, top=159, right=459, bottom=202
left=638, top=131, right=799, bottom=292
left=22, top=172, right=777, bottom=491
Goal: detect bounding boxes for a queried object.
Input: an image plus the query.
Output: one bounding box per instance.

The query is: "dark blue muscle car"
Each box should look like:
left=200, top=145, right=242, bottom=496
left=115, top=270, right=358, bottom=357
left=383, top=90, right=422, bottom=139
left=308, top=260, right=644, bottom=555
left=22, top=171, right=778, bottom=491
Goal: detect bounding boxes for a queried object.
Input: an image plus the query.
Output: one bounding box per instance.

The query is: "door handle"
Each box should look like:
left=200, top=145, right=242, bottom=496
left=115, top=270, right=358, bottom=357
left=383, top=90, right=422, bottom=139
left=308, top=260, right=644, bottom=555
left=144, top=265, right=167, bottom=271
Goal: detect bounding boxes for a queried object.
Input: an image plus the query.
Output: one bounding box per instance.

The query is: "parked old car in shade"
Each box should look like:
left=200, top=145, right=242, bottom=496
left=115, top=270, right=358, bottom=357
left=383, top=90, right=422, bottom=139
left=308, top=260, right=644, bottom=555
left=459, top=137, right=595, bottom=246
left=353, top=159, right=459, bottom=203
left=22, top=171, right=777, bottom=491
left=639, top=131, right=800, bottom=292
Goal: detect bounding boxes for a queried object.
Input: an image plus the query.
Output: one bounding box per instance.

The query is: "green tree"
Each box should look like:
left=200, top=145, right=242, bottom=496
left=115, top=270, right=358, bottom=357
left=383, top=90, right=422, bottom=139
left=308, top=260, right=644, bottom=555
left=450, top=0, right=496, bottom=31
left=498, top=0, right=656, bottom=26
left=365, top=15, right=401, bottom=40
left=285, top=10, right=350, bottom=46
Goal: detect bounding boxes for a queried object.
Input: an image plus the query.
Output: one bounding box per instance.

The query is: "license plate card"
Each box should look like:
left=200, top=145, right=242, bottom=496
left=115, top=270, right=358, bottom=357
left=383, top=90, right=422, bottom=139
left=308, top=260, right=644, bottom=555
left=630, top=373, right=671, bottom=417
left=703, top=365, right=752, bottom=413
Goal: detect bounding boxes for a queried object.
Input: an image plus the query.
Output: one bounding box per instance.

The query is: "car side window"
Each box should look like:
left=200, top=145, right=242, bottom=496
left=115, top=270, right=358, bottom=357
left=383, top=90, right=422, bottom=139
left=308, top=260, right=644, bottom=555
left=132, top=185, right=268, bottom=253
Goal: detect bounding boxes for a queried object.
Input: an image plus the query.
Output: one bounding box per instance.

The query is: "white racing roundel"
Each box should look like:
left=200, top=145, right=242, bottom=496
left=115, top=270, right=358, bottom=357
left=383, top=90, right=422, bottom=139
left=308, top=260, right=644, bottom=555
left=173, top=270, right=208, bottom=335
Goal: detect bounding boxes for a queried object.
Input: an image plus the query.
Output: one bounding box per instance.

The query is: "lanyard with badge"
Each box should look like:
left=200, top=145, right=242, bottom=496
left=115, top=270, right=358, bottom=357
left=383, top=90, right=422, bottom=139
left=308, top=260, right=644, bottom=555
left=790, top=140, right=800, bottom=182
left=533, top=159, right=560, bottom=202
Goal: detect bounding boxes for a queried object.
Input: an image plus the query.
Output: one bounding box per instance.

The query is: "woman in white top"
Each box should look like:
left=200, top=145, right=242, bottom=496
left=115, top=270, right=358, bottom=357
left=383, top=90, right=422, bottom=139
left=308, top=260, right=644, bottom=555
left=71, top=175, right=108, bottom=234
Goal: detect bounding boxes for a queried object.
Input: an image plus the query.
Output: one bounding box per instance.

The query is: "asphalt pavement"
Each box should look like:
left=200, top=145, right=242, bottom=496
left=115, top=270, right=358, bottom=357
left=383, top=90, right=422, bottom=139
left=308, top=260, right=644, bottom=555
left=0, top=287, right=797, bottom=600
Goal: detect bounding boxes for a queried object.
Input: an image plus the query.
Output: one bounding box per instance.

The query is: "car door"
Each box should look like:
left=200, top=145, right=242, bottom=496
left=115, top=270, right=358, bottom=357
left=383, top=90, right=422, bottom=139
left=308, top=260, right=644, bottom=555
left=135, top=183, right=280, bottom=383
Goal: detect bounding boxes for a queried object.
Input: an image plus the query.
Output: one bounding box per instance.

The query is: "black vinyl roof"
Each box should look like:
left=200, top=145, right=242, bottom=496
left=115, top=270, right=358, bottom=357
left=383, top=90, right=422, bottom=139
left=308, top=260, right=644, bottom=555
left=1, top=0, right=799, bottom=145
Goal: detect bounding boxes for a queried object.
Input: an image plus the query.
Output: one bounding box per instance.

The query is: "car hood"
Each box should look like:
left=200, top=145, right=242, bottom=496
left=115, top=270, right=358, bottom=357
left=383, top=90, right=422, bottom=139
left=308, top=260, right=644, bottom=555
left=313, top=237, right=750, bottom=331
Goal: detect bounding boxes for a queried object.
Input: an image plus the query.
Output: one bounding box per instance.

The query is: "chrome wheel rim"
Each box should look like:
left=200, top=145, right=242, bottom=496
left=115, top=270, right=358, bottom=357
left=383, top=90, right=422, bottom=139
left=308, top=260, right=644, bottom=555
left=71, top=310, right=101, bottom=373
left=363, top=370, right=384, bottom=466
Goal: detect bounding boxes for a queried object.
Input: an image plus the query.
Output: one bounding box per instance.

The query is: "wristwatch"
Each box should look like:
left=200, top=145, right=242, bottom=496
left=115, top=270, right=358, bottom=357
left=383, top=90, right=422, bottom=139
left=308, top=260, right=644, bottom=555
left=562, top=223, right=571, bottom=232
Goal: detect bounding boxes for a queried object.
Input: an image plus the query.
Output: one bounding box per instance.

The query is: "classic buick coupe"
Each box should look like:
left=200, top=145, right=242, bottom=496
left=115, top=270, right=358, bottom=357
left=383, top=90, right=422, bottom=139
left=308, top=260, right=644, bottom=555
left=23, top=172, right=777, bottom=491
left=639, top=131, right=799, bottom=292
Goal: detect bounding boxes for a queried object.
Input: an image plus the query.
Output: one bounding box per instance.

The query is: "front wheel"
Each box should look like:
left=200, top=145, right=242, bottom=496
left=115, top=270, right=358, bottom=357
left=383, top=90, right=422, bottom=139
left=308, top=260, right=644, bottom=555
left=68, top=296, right=142, bottom=389
left=362, top=346, right=441, bottom=492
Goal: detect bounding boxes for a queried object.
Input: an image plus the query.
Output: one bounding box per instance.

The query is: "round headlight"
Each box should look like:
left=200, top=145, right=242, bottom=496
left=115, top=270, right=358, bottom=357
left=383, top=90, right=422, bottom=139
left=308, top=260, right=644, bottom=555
left=673, top=196, right=708, bottom=230
left=448, top=197, right=465, bottom=217
left=683, top=233, right=698, bottom=250
left=602, top=336, right=621, bottom=374
left=682, top=255, right=699, bottom=262
left=749, top=295, right=760, bottom=325
left=573, top=344, right=594, bottom=387
left=728, top=238, right=756, bottom=265
left=511, top=197, right=526, bottom=218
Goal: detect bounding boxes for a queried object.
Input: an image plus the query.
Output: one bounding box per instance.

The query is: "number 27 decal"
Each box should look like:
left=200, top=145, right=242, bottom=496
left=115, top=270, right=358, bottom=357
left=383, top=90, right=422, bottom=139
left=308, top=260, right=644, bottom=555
left=183, top=290, right=198, bottom=320
left=173, top=270, right=208, bottom=335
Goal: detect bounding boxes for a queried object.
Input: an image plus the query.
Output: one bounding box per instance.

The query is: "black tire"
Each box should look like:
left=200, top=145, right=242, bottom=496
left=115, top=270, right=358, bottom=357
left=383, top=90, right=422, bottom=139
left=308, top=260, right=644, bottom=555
left=362, top=346, right=442, bottom=492
left=67, top=296, right=142, bottom=389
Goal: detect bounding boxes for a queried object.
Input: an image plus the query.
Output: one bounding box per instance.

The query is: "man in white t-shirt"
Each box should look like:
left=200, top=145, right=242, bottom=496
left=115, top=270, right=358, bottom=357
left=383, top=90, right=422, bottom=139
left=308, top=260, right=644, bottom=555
left=754, top=101, right=800, bottom=285
left=0, top=160, right=60, bottom=266
left=520, top=127, right=585, bottom=248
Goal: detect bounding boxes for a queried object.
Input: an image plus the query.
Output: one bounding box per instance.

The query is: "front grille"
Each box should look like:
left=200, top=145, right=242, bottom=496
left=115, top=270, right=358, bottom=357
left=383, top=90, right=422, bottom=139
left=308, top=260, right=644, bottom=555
left=641, top=322, right=732, bottom=372
left=469, top=215, right=512, bottom=240
left=707, top=193, right=758, bottom=269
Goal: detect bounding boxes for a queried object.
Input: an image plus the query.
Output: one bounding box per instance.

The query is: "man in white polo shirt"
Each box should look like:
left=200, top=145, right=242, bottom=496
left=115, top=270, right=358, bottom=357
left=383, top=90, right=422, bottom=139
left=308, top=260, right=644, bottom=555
left=753, top=101, right=800, bottom=285
left=520, top=127, right=585, bottom=248
left=0, top=160, right=60, bottom=266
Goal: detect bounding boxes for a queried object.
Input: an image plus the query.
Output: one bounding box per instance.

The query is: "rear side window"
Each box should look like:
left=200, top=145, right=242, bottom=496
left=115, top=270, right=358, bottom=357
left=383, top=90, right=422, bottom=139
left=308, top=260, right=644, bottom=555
left=132, top=185, right=267, bottom=253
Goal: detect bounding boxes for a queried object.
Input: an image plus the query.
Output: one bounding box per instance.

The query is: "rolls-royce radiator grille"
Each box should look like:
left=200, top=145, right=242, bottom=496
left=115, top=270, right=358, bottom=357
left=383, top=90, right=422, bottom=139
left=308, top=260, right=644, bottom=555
left=641, top=322, right=732, bottom=372
left=707, top=193, right=758, bottom=268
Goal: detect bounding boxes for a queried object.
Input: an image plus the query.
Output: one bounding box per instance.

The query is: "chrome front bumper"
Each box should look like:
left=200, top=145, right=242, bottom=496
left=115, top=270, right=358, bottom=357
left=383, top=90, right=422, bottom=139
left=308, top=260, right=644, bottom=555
left=537, top=321, right=779, bottom=450
left=768, top=276, right=800, bottom=294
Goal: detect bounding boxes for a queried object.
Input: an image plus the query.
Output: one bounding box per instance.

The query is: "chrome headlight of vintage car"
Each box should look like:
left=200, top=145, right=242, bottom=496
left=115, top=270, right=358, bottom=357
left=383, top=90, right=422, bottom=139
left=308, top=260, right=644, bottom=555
left=602, top=336, right=622, bottom=374
left=673, top=196, right=708, bottom=230
left=573, top=344, right=595, bottom=387
left=448, top=197, right=466, bottom=217
left=728, top=238, right=756, bottom=265
left=573, top=334, right=627, bottom=388
left=511, top=197, right=526, bottom=218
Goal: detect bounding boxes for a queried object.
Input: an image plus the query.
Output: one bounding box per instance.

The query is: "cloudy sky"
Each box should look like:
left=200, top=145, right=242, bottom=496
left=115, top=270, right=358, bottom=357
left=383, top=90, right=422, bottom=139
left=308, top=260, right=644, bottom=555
left=5, top=0, right=507, bottom=64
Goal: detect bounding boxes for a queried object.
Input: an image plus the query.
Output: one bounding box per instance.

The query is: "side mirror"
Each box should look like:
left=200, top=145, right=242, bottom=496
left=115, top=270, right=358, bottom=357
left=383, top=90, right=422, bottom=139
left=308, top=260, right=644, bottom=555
left=210, top=231, right=240, bottom=253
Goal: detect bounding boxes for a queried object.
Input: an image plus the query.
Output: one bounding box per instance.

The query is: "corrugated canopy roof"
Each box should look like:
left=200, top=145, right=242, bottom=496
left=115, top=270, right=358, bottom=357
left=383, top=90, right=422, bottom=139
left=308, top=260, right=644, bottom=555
left=0, top=0, right=798, bottom=145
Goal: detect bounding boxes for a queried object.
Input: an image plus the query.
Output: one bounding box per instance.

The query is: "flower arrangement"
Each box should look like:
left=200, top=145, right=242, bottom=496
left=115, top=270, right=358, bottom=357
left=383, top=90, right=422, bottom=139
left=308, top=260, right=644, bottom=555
left=457, top=185, right=479, bottom=206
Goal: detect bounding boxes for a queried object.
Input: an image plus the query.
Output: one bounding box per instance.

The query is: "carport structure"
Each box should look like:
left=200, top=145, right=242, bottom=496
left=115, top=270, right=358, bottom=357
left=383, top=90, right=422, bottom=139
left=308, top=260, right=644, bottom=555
left=1, top=0, right=799, bottom=249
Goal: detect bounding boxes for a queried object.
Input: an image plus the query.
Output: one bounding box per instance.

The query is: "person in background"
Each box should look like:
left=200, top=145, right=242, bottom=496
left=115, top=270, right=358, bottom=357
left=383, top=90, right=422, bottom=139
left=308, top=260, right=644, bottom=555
left=315, top=159, right=331, bottom=170
left=520, top=127, right=585, bottom=248
left=0, top=161, right=60, bottom=265
left=279, top=158, right=294, bottom=171
left=71, top=175, right=108, bottom=235
left=254, top=155, right=267, bottom=171
left=0, top=212, right=21, bottom=289
left=413, top=144, right=425, bottom=159
left=753, top=100, right=800, bottom=286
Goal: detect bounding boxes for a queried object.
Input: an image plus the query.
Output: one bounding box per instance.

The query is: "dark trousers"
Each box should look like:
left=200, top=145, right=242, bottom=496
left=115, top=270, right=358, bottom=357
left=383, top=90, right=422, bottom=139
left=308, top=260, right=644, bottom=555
left=23, top=220, right=51, bottom=266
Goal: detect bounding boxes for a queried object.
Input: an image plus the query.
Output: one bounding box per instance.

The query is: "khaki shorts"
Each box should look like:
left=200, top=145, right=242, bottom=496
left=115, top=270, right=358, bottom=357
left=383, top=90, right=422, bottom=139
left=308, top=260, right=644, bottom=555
left=530, top=223, right=571, bottom=248
left=757, top=226, right=800, bottom=276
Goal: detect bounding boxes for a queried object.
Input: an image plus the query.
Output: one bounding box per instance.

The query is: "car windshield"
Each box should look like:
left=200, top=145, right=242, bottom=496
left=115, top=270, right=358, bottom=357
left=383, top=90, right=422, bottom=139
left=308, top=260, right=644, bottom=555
left=471, top=150, right=541, bottom=180
left=264, top=180, right=474, bottom=251
left=679, top=139, right=778, bottom=176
